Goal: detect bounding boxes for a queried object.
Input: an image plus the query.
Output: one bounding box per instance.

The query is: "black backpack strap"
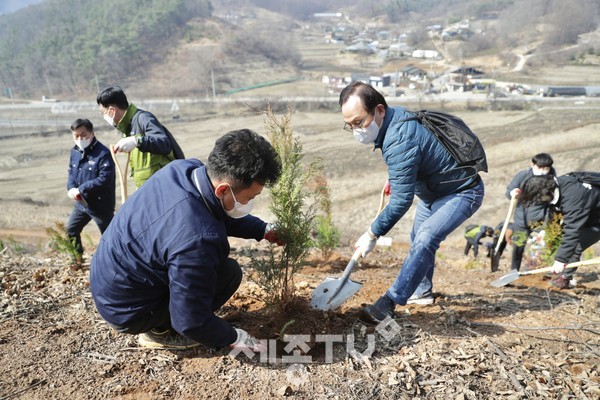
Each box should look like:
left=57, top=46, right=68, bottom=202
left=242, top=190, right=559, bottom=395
left=161, top=124, right=185, bottom=159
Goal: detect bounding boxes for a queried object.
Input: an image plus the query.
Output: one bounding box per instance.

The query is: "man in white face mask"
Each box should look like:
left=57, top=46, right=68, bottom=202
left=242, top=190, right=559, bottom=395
left=90, top=129, right=284, bottom=351
left=339, top=81, right=485, bottom=324
left=97, top=86, right=185, bottom=188
left=66, top=118, right=116, bottom=265
left=503, top=153, right=556, bottom=272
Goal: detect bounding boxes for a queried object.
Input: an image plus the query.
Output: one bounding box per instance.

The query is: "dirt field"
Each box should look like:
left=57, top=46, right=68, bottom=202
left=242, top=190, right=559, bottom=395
left=2, top=23, right=600, bottom=396
left=1, top=98, right=600, bottom=399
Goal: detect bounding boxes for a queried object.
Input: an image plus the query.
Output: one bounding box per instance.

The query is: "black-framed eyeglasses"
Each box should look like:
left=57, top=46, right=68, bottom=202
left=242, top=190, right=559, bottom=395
left=343, top=113, right=369, bottom=132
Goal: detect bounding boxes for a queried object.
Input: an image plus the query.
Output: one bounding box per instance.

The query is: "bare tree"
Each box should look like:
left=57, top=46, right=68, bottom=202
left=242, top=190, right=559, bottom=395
left=545, top=0, right=599, bottom=46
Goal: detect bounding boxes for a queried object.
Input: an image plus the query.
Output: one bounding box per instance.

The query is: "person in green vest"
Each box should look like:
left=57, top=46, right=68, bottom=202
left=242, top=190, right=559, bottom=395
left=464, top=224, right=494, bottom=257
left=97, top=86, right=184, bottom=188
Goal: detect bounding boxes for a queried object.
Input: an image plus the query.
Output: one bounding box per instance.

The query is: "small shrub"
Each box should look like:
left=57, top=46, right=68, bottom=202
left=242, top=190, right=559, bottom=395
left=313, top=215, right=340, bottom=261
left=310, top=173, right=340, bottom=261
left=539, top=213, right=563, bottom=265
left=249, top=105, right=323, bottom=308
left=0, top=237, right=26, bottom=256
left=511, top=230, right=529, bottom=247
left=46, top=221, right=81, bottom=265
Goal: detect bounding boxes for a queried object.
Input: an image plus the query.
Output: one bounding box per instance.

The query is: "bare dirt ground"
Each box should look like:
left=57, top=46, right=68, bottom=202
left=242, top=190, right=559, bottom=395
left=1, top=29, right=600, bottom=398
left=1, top=102, right=600, bottom=399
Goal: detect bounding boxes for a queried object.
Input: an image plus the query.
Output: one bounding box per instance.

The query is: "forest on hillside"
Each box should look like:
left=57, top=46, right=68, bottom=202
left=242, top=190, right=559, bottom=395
left=0, top=0, right=598, bottom=98
left=0, top=0, right=213, bottom=96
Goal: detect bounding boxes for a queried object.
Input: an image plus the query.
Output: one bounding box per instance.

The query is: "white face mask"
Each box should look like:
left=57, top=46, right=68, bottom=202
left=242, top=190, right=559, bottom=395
left=532, top=166, right=550, bottom=176
left=74, top=138, right=91, bottom=150
left=103, top=113, right=116, bottom=127
left=221, top=185, right=254, bottom=219
left=353, top=118, right=380, bottom=144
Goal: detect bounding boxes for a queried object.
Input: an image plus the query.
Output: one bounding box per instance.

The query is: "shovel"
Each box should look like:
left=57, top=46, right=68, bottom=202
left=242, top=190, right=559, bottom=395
left=495, top=192, right=517, bottom=254
left=490, top=257, right=600, bottom=287
left=310, top=248, right=363, bottom=310
left=311, top=183, right=390, bottom=310
left=110, top=145, right=130, bottom=205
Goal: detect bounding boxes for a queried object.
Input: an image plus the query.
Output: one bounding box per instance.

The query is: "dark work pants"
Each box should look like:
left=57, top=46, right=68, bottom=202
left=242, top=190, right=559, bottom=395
left=464, top=237, right=478, bottom=257
left=510, top=226, right=531, bottom=271
left=112, top=258, right=243, bottom=335
left=66, top=206, right=113, bottom=255
left=562, top=225, right=600, bottom=278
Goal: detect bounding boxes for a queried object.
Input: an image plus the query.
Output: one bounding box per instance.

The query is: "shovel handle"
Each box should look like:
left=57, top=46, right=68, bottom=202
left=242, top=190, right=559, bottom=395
left=326, top=248, right=363, bottom=303
left=338, top=248, right=363, bottom=283
left=110, top=145, right=130, bottom=205
left=520, top=257, right=600, bottom=276
left=376, top=185, right=387, bottom=219
left=332, top=182, right=387, bottom=303
left=495, top=193, right=518, bottom=253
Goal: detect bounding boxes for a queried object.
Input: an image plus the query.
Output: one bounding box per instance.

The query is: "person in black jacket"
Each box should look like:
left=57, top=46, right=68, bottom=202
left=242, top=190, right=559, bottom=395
left=90, top=129, right=283, bottom=350
left=505, top=153, right=556, bottom=271
left=519, top=173, right=600, bottom=289
left=464, top=224, right=494, bottom=257
left=66, top=118, right=115, bottom=263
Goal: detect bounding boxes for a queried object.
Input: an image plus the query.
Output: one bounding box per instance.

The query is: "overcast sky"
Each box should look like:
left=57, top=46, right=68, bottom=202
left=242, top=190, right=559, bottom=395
left=0, top=0, right=46, bottom=15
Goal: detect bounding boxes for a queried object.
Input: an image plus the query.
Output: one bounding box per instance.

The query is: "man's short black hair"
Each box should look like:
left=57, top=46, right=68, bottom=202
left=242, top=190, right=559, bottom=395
left=531, top=153, right=553, bottom=168
left=519, top=175, right=557, bottom=206
left=207, top=129, right=281, bottom=189
left=339, top=81, right=388, bottom=113
left=71, top=118, right=93, bottom=132
left=96, top=86, right=129, bottom=110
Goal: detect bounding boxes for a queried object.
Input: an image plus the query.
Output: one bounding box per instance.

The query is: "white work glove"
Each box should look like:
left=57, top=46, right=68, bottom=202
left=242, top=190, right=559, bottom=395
left=355, top=229, right=378, bottom=258
left=113, top=136, right=137, bottom=153
left=67, top=188, right=81, bottom=200
left=510, top=188, right=521, bottom=198
left=551, top=260, right=566, bottom=274
left=229, top=328, right=266, bottom=353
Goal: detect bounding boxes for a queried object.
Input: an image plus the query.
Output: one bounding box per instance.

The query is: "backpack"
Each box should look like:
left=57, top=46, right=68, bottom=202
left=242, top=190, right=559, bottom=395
left=401, top=110, right=488, bottom=173
left=566, top=171, right=600, bottom=188
left=465, top=223, right=478, bottom=232
left=161, top=124, right=186, bottom=160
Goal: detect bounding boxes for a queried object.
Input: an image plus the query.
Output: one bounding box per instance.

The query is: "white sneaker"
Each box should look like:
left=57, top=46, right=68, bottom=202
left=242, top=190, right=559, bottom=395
left=406, top=293, right=434, bottom=305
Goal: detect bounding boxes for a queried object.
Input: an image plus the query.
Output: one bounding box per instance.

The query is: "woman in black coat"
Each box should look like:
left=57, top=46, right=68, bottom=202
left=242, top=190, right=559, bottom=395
left=519, top=173, right=600, bottom=289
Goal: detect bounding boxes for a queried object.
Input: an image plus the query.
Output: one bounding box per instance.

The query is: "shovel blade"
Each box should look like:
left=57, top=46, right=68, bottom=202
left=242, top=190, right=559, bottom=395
left=490, top=270, right=520, bottom=287
left=310, top=277, right=362, bottom=310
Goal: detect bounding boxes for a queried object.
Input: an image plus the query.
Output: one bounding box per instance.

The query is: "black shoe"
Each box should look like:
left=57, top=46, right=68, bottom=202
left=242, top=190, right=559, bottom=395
left=550, top=275, right=574, bottom=289
left=359, top=295, right=395, bottom=325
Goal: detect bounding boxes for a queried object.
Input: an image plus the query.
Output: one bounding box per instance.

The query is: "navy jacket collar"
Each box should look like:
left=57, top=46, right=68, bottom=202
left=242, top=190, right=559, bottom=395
left=193, top=165, right=226, bottom=220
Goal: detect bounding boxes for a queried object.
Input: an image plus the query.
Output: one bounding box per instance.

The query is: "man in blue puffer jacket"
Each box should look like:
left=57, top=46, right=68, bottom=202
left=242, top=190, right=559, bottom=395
left=66, top=118, right=115, bottom=263
left=90, top=129, right=282, bottom=350
left=339, top=81, right=485, bottom=324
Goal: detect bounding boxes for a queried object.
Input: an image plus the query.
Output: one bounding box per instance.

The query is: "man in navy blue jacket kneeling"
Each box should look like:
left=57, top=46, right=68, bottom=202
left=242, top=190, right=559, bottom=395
left=90, top=129, right=282, bottom=351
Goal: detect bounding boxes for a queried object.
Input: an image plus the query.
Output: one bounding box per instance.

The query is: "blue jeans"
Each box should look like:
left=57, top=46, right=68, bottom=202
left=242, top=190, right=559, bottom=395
left=386, top=181, right=484, bottom=305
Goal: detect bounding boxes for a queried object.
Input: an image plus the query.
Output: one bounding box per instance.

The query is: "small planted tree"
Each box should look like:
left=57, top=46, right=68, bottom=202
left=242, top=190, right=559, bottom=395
left=46, top=221, right=82, bottom=267
left=250, top=105, right=323, bottom=308
left=311, top=173, right=340, bottom=261
left=539, top=213, right=563, bottom=266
